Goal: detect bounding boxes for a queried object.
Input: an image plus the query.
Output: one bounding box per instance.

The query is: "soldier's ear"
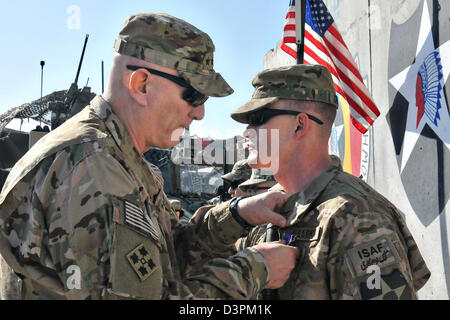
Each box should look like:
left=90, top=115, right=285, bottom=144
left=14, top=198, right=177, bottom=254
left=128, top=69, right=152, bottom=107
left=294, top=113, right=309, bottom=140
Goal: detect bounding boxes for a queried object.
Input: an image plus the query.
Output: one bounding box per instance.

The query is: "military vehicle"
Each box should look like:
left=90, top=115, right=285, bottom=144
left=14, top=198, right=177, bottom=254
left=0, top=35, right=96, bottom=191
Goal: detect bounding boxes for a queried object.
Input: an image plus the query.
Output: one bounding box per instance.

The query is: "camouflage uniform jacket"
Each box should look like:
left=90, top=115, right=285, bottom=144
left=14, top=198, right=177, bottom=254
left=0, top=95, right=269, bottom=300
left=236, top=156, right=430, bottom=299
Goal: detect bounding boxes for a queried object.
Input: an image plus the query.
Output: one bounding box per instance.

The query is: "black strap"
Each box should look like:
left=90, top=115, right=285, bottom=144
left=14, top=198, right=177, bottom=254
left=261, top=223, right=280, bottom=300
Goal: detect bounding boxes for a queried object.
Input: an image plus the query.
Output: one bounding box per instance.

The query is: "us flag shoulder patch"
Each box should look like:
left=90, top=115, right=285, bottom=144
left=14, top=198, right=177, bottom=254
left=124, top=200, right=160, bottom=242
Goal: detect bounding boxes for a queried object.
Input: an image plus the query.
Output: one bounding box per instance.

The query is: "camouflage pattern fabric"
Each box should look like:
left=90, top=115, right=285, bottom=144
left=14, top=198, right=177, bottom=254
left=114, top=13, right=233, bottom=97
left=0, top=254, right=21, bottom=299
left=231, top=64, right=338, bottom=124
left=235, top=156, right=431, bottom=300
left=0, top=95, right=269, bottom=300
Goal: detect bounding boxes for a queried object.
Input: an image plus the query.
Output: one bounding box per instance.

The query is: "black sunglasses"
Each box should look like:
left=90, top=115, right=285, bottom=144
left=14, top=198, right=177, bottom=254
left=247, top=108, right=323, bottom=126
left=241, top=186, right=271, bottom=192
left=230, top=179, right=246, bottom=189
left=127, top=65, right=208, bottom=107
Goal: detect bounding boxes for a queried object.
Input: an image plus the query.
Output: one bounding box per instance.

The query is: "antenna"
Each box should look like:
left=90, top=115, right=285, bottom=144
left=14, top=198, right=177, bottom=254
left=40, top=60, right=45, bottom=100
left=101, top=60, right=104, bottom=93
left=74, top=34, right=89, bottom=85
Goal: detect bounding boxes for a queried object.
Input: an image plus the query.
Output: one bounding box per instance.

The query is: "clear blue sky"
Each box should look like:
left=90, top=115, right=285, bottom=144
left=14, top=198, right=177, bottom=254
left=0, top=0, right=292, bottom=139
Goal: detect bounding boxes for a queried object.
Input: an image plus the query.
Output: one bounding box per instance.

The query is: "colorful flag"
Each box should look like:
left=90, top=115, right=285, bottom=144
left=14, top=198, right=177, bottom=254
left=281, top=0, right=380, bottom=133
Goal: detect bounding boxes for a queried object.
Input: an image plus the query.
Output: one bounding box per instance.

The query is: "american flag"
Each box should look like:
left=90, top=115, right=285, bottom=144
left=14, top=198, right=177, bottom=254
left=281, top=0, right=380, bottom=133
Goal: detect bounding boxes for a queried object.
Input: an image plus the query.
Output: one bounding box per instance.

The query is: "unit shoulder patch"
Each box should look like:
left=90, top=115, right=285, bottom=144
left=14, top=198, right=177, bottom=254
left=126, top=243, right=158, bottom=282
left=359, top=269, right=413, bottom=300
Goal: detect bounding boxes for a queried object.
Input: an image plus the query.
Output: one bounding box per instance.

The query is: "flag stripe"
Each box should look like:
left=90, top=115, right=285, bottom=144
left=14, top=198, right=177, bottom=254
left=328, top=24, right=350, bottom=51
left=286, top=11, right=296, bottom=18
left=284, top=24, right=296, bottom=31
left=323, top=28, right=365, bottom=85
left=283, top=2, right=297, bottom=45
left=284, top=37, right=297, bottom=43
left=281, top=43, right=297, bottom=58
left=351, top=117, right=368, bottom=133
left=304, top=30, right=339, bottom=76
left=284, top=30, right=297, bottom=37
left=325, top=48, right=380, bottom=119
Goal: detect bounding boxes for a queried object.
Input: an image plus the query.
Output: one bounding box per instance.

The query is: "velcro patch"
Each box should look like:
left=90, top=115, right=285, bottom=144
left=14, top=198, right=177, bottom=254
left=126, top=243, right=158, bottom=282
left=345, top=236, right=401, bottom=278
left=359, top=269, right=413, bottom=300
left=124, top=200, right=159, bottom=242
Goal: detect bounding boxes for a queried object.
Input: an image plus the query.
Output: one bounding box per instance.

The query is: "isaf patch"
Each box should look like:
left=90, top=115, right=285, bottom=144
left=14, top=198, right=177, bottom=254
left=126, top=243, right=158, bottom=281
left=124, top=200, right=160, bottom=242
left=345, top=236, right=400, bottom=278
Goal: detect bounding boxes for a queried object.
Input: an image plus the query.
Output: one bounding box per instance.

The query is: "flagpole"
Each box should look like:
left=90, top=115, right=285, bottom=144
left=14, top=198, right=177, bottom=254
left=296, top=0, right=307, bottom=64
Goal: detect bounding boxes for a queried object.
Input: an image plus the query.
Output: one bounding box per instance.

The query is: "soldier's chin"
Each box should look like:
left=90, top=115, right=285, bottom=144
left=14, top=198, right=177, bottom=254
left=247, top=150, right=279, bottom=173
left=169, top=128, right=185, bottom=146
left=246, top=151, right=262, bottom=168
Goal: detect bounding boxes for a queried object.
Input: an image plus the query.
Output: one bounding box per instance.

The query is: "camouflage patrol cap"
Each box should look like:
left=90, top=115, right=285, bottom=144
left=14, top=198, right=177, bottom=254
left=230, top=64, right=338, bottom=124
left=238, top=168, right=276, bottom=189
left=221, top=160, right=252, bottom=183
left=170, top=199, right=182, bottom=211
left=114, top=13, right=233, bottom=97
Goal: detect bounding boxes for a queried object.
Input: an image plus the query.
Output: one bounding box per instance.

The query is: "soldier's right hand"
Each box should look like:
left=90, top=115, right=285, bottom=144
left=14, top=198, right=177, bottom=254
left=252, top=241, right=299, bottom=289
left=237, top=191, right=293, bottom=228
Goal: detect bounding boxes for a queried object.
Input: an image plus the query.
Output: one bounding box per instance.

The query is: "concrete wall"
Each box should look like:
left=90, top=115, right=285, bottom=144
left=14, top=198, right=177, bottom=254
left=265, top=0, right=449, bottom=299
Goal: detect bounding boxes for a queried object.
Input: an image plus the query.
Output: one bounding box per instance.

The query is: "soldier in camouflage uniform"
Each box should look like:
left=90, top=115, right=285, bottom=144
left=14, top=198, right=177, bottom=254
left=191, top=159, right=252, bottom=224
left=221, top=159, right=252, bottom=197
left=0, top=13, right=299, bottom=300
left=238, top=168, right=276, bottom=196
left=191, top=163, right=274, bottom=225
left=231, top=64, right=431, bottom=299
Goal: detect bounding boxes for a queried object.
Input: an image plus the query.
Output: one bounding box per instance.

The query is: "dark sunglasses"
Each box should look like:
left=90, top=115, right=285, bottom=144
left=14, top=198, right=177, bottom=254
left=247, top=108, right=323, bottom=126
left=241, top=186, right=271, bottom=192
left=230, top=179, right=246, bottom=189
left=127, top=65, right=208, bottom=107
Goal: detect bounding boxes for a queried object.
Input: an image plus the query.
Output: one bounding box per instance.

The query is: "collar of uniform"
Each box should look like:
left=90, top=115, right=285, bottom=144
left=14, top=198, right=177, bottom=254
left=90, top=95, right=142, bottom=161
left=90, top=96, right=160, bottom=198
left=282, top=155, right=343, bottom=226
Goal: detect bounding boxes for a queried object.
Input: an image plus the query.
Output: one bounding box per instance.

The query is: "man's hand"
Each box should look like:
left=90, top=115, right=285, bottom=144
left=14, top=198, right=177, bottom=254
left=252, top=241, right=299, bottom=289
left=236, top=191, right=293, bottom=228
left=191, top=205, right=215, bottom=224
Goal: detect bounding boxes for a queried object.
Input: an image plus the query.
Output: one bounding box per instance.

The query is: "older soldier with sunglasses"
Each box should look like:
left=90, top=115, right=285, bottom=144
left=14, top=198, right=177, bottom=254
left=230, top=64, right=430, bottom=300
left=0, top=13, right=299, bottom=300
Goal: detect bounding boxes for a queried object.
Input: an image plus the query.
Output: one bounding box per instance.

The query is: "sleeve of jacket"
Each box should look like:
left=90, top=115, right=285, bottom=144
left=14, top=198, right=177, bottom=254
left=326, top=208, right=423, bottom=300
left=171, top=199, right=255, bottom=277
